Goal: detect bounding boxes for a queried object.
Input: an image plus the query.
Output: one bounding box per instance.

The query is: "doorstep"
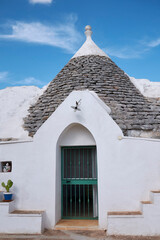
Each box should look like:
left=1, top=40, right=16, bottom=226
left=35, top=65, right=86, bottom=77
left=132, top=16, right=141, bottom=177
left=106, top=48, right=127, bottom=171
left=54, top=219, right=99, bottom=230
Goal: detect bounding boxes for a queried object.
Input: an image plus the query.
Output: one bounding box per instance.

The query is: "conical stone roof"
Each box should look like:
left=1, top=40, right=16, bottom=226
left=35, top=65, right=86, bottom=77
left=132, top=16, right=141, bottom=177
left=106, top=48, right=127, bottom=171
left=24, top=26, right=160, bottom=138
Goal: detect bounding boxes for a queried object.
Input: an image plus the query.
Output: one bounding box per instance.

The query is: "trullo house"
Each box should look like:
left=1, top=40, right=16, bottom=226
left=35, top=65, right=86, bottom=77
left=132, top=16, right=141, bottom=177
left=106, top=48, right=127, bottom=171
left=0, top=25, right=160, bottom=236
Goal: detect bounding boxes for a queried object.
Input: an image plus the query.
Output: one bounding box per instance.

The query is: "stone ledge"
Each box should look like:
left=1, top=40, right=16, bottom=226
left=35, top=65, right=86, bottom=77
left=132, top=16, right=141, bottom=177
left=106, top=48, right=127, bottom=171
left=108, top=211, right=142, bottom=216
left=11, top=210, right=44, bottom=215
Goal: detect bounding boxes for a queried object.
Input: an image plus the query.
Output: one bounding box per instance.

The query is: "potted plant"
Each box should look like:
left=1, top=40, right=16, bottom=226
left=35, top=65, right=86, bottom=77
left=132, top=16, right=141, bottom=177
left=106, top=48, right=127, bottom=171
left=1, top=180, right=13, bottom=201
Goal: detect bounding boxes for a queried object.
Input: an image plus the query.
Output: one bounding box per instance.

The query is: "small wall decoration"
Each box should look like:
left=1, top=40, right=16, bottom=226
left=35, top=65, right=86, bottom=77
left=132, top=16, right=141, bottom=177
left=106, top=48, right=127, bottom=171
left=2, top=162, right=12, bottom=172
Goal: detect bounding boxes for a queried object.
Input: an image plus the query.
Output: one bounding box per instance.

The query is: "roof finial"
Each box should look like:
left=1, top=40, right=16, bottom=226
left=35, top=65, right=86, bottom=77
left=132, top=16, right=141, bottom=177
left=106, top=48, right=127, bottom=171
left=85, top=25, right=92, bottom=39
left=72, top=25, right=109, bottom=59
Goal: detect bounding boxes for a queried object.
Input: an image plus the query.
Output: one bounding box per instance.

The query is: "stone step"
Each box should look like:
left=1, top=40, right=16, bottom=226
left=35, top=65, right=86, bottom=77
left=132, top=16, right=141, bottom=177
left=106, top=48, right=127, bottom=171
left=55, top=225, right=99, bottom=230
left=55, top=219, right=99, bottom=231
left=11, top=210, right=44, bottom=215
left=141, top=201, right=152, bottom=204
left=150, top=191, right=160, bottom=204
left=107, top=190, right=160, bottom=236
left=108, top=211, right=142, bottom=216
left=0, top=201, right=15, bottom=215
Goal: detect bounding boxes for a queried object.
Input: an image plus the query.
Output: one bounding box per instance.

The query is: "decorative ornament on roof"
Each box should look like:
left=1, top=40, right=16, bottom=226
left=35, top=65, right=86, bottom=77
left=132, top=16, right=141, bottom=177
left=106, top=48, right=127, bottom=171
left=72, top=25, right=109, bottom=59
left=85, top=25, right=92, bottom=38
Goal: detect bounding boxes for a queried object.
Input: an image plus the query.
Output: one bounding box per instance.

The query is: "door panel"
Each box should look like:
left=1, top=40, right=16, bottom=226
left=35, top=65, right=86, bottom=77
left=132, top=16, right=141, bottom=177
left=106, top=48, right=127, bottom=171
left=61, top=146, right=98, bottom=219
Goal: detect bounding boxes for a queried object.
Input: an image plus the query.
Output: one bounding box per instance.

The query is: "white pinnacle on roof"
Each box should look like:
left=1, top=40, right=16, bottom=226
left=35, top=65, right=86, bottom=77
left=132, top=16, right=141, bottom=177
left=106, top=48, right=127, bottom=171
left=72, top=25, right=109, bottom=59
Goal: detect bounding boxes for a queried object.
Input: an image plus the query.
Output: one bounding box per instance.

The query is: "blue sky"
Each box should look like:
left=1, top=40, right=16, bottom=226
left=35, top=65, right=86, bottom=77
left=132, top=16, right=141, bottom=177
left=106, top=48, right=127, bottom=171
left=0, top=0, right=160, bottom=89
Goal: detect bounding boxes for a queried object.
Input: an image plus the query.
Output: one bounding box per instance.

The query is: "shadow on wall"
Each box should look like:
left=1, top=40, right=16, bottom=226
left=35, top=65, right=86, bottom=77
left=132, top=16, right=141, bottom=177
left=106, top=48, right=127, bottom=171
left=58, top=123, right=96, bottom=147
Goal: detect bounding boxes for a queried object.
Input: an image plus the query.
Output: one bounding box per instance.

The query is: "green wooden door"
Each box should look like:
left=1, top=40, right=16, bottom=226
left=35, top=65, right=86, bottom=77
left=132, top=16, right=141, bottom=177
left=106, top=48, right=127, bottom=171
left=61, top=146, right=98, bottom=219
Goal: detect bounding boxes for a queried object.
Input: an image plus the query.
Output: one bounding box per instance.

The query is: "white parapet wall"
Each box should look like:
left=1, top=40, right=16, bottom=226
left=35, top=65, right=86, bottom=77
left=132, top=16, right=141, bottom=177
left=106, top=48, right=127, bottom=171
left=0, top=201, right=44, bottom=234
left=107, top=191, right=160, bottom=236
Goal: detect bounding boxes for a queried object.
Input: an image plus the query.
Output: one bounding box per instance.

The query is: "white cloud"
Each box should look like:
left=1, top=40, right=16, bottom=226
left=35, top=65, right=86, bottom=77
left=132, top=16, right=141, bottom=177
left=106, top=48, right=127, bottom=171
left=0, top=72, right=45, bottom=87
left=103, top=35, right=160, bottom=59
left=103, top=47, right=133, bottom=59
left=0, top=18, right=82, bottom=53
left=0, top=72, right=9, bottom=81
left=7, top=76, right=46, bottom=87
left=103, top=46, right=150, bottom=59
left=29, top=0, right=52, bottom=4
left=17, top=77, right=45, bottom=86
left=147, top=38, right=160, bottom=47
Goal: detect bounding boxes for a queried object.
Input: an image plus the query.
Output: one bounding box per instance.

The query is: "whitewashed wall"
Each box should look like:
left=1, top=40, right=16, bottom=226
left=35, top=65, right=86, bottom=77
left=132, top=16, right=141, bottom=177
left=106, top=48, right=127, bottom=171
left=0, top=90, right=160, bottom=230
left=59, top=123, right=96, bottom=146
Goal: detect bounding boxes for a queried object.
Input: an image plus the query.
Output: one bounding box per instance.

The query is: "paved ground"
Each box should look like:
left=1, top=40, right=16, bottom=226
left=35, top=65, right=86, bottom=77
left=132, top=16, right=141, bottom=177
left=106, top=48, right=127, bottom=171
left=0, top=230, right=160, bottom=240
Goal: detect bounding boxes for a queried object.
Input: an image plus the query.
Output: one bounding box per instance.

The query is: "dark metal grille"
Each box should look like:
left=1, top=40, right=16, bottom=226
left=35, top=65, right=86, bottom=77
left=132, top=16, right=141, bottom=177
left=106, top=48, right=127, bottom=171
left=61, top=146, right=98, bottom=219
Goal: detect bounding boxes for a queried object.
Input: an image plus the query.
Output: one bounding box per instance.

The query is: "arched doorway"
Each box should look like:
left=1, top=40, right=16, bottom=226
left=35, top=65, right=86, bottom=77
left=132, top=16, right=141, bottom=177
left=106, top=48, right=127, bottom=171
left=59, top=124, right=98, bottom=220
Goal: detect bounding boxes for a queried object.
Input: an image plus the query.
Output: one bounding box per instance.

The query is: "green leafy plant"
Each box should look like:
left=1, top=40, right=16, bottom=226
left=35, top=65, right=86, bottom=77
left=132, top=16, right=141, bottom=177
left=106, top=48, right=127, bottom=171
left=1, top=180, right=13, bottom=192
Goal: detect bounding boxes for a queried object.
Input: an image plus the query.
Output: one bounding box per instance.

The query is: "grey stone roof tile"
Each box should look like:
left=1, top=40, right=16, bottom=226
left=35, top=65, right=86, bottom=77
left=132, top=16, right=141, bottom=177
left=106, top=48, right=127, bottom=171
left=24, top=55, right=160, bottom=137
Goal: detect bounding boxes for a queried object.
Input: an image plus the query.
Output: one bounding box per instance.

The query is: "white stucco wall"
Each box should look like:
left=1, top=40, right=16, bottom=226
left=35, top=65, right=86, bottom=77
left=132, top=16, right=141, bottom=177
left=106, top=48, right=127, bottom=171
left=0, top=90, right=160, bottom=231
